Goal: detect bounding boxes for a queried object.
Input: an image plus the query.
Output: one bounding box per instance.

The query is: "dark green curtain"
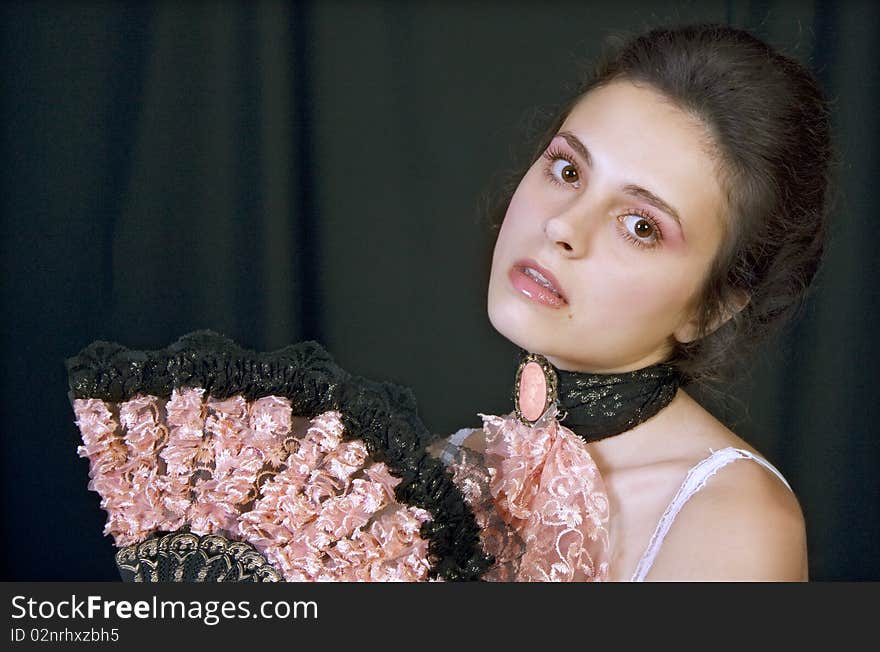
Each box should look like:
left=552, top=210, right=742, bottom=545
left=2, top=0, right=876, bottom=580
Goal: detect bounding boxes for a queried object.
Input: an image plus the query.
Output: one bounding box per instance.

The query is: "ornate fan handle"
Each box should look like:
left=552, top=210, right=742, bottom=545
left=115, top=530, right=282, bottom=582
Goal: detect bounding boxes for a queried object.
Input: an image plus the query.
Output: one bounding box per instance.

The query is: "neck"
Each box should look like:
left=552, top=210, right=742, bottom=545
left=582, top=388, right=698, bottom=469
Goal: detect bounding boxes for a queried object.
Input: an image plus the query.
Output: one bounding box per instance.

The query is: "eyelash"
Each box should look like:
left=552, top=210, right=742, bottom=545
left=540, top=145, right=665, bottom=249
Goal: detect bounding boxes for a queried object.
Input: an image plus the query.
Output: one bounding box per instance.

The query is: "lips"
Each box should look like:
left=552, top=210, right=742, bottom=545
left=509, top=259, right=568, bottom=307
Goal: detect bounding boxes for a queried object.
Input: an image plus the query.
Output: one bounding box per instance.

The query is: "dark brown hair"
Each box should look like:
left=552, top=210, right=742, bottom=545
left=487, top=24, right=835, bottom=385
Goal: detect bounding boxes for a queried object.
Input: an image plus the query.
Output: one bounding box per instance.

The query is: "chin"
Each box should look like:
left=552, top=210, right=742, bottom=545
left=487, top=296, right=547, bottom=355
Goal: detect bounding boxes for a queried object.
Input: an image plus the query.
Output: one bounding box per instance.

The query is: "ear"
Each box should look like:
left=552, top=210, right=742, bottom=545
left=673, top=289, right=750, bottom=345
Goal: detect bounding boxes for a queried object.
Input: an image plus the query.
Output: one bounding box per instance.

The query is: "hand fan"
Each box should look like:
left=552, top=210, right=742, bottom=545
left=66, top=330, right=492, bottom=582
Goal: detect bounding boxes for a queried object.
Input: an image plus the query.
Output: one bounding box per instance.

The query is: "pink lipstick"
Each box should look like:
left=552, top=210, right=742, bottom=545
left=508, top=259, right=568, bottom=308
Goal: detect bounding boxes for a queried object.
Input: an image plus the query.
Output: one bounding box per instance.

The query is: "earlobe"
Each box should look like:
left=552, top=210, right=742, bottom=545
left=673, top=290, right=750, bottom=344
left=673, top=317, right=702, bottom=345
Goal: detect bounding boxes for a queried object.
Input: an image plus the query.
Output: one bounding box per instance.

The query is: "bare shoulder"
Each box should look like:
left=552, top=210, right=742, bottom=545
left=643, top=450, right=808, bottom=581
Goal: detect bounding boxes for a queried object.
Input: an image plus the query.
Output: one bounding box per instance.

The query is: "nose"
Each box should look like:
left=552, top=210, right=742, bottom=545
left=544, top=202, right=593, bottom=256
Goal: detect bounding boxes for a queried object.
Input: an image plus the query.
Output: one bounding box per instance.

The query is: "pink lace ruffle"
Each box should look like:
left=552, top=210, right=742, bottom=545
left=446, top=410, right=611, bottom=582
left=72, top=392, right=434, bottom=581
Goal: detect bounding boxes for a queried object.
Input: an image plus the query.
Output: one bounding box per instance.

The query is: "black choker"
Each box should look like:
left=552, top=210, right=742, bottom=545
left=513, top=351, right=681, bottom=443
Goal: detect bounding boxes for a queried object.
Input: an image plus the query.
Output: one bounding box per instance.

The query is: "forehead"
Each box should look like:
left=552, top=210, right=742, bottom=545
left=559, top=80, right=727, bottom=245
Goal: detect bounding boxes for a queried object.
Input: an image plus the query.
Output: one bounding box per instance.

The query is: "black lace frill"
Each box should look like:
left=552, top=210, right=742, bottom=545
left=66, top=329, right=493, bottom=581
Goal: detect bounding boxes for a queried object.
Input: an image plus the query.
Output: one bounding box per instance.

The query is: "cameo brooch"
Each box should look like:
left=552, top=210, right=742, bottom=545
left=514, top=352, right=559, bottom=425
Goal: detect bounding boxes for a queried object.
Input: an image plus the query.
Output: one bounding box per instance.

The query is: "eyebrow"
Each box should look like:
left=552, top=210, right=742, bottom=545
left=556, top=131, right=684, bottom=227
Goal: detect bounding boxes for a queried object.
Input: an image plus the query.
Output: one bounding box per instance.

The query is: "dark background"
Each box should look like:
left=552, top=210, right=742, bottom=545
left=2, top=0, right=877, bottom=581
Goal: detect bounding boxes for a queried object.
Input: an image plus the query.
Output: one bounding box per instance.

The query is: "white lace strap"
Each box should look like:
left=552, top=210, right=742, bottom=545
left=438, top=427, right=479, bottom=464
left=629, top=447, right=792, bottom=582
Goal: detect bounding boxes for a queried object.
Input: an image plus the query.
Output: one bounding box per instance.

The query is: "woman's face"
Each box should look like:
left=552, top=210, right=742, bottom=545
left=487, top=79, right=727, bottom=372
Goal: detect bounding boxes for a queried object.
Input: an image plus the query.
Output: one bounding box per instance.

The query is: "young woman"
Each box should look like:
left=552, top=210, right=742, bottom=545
left=433, top=23, right=832, bottom=581
left=68, top=23, right=832, bottom=584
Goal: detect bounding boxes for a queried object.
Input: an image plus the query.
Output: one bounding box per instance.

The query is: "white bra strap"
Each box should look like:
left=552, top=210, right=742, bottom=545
left=630, top=447, right=792, bottom=582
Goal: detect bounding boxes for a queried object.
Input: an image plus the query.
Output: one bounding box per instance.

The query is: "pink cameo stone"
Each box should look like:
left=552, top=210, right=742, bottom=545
left=518, top=361, right=548, bottom=422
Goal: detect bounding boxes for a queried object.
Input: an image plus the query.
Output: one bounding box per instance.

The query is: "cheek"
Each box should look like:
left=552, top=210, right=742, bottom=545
left=500, top=172, right=549, bottom=231
left=581, top=262, right=698, bottom=327
left=501, top=189, right=529, bottom=226
left=492, top=189, right=536, bottom=259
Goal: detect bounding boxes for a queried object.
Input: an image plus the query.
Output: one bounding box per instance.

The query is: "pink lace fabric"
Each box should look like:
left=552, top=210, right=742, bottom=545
left=444, top=408, right=611, bottom=581
left=72, top=389, right=433, bottom=581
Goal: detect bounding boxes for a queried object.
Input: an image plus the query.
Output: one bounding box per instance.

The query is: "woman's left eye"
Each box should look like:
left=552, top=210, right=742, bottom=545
left=618, top=213, right=662, bottom=247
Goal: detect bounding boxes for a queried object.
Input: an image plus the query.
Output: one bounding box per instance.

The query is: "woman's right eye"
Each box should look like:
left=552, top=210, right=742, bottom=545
left=541, top=148, right=581, bottom=188
left=551, top=159, right=580, bottom=184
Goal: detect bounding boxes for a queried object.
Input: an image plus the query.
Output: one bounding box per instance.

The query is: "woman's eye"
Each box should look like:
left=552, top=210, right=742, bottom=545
left=550, top=158, right=579, bottom=185
left=620, top=214, right=658, bottom=243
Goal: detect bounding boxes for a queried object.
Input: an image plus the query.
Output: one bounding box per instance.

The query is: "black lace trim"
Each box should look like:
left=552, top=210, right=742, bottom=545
left=66, top=330, right=493, bottom=581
